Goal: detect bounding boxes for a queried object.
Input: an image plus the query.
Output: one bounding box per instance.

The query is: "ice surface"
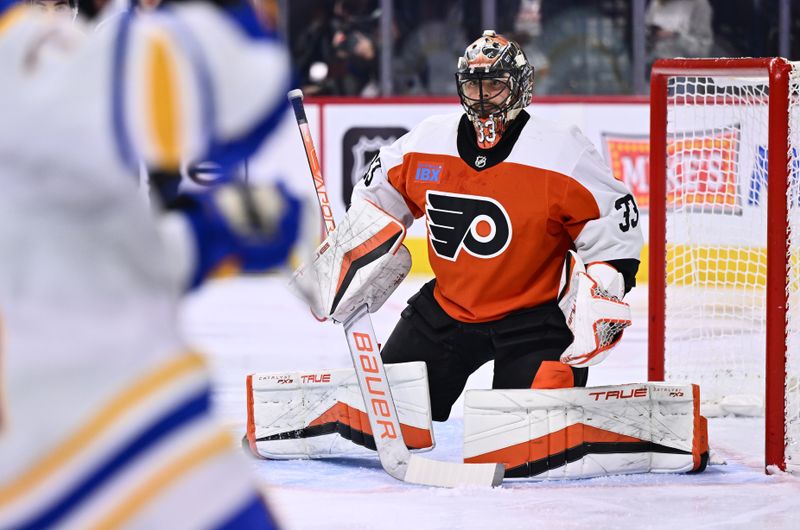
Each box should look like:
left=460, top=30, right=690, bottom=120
left=181, top=275, right=800, bottom=530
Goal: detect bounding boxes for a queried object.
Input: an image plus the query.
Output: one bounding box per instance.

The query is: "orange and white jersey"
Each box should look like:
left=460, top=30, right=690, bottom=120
left=352, top=110, right=643, bottom=323
left=0, top=2, right=285, bottom=528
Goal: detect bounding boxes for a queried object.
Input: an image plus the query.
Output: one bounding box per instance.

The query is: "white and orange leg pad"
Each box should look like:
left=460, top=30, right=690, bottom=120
left=244, top=361, right=433, bottom=459
left=463, top=383, right=709, bottom=479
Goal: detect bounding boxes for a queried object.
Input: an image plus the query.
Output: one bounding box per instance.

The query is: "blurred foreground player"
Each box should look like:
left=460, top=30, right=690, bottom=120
left=0, top=0, right=314, bottom=528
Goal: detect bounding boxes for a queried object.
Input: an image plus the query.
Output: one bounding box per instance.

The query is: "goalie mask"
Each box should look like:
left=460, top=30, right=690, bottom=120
left=456, top=30, right=534, bottom=149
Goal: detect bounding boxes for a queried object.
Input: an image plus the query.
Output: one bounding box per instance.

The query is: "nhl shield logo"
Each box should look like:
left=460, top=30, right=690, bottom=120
left=475, top=155, right=487, bottom=168
left=342, top=127, right=408, bottom=205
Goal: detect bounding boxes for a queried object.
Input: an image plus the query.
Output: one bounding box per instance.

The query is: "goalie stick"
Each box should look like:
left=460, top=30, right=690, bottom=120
left=287, top=89, right=503, bottom=488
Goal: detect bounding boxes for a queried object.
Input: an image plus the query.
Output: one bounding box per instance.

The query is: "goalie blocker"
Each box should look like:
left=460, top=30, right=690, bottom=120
left=463, top=383, right=709, bottom=479
left=290, top=199, right=412, bottom=322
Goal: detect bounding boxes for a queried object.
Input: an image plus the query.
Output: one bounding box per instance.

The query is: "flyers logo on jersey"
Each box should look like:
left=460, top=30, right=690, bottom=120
left=425, top=191, right=512, bottom=261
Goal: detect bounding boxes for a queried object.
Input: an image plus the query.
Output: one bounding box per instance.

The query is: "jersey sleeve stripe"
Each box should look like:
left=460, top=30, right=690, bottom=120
left=13, top=387, right=213, bottom=529
left=86, top=430, right=233, bottom=530
left=111, top=12, right=137, bottom=170
left=0, top=2, right=24, bottom=36
left=165, top=1, right=287, bottom=176
left=213, top=495, right=279, bottom=530
left=146, top=33, right=183, bottom=170
left=0, top=354, right=206, bottom=507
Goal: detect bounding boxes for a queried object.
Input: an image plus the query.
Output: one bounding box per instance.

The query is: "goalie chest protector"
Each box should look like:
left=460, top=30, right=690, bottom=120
left=352, top=110, right=643, bottom=323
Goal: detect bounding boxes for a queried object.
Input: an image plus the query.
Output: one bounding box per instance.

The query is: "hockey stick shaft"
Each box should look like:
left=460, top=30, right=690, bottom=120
left=288, top=89, right=412, bottom=478
left=287, top=90, right=503, bottom=488
left=286, top=91, right=336, bottom=235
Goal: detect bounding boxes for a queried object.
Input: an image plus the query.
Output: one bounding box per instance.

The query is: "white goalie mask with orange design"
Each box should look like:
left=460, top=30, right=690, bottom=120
left=456, top=30, right=535, bottom=149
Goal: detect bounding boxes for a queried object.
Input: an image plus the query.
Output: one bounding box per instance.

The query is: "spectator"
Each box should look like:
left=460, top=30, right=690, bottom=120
left=393, top=1, right=466, bottom=95
left=460, top=0, right=520, bottom=41
left=294, top=0, right=381, bottom=96
left=646, top=0, right=714, bottom=61
left=509, top=0, right=550, bottom=94
left=329, top=0, right=380, bottom=94
left=291, top=2, right=334, bottom=94
left=536, top=2, right=632, bottom=94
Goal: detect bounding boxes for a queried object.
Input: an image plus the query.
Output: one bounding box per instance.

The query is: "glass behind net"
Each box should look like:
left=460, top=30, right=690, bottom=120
left=662, top=63, right=800, bottom=470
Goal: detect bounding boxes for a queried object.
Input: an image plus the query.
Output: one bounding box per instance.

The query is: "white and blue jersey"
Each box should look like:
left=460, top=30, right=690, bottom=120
left=0, top=1, right=287, bottom=528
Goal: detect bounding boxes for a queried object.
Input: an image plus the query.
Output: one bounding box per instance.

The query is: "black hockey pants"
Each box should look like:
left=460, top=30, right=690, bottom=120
left=380, top=280, right=588, bottom=421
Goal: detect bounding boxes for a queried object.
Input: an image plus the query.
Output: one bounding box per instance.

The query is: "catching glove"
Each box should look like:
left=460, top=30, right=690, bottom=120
left=557, top=250, right=632, bottom=367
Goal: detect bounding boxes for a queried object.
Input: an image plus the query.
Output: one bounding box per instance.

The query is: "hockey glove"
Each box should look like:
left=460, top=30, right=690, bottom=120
left=557, top=250, right=632, bottom=367
left=290, top=199, right=411, bottom=322
left=172, top=182, right=317, bottom=289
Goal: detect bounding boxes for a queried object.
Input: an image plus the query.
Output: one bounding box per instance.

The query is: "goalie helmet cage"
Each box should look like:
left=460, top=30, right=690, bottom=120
left=648, top=57, right=800, bottom=473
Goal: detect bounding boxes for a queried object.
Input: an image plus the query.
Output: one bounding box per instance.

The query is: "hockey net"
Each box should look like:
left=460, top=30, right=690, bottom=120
left=649, top=58, right=800, bottom=472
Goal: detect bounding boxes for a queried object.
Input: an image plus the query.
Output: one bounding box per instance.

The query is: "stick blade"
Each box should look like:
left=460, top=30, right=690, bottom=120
left=404, top=455, right=504, bottom=488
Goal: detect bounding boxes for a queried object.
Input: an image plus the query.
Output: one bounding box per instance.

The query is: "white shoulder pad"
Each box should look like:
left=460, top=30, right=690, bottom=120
left=463, top=383, right=709, bottom=479
left=245, top=362, right=433, bottom=459
left=291, top=200, right=411, bottom=322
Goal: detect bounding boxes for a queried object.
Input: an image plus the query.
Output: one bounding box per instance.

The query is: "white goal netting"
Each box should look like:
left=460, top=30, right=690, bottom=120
left=786, top=64, right=800, bottom=471
left=660, top=63, right=800, bottom=469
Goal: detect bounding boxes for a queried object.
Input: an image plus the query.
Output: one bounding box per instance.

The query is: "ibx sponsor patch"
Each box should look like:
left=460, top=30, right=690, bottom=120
left=415, top=162, right=443, bottom=183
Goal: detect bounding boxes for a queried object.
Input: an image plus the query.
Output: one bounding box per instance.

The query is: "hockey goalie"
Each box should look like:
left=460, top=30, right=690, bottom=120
left=246, top=29, right=708, bottom=479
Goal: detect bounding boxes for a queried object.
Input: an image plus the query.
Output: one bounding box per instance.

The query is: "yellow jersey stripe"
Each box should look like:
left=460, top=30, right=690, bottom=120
left=147, top=33, right=182, bottom=170
left=0, top=5, right=25, bottom=37
left=0, top=353, right=206, bottom=506
left=88, top=430, right=233, bottom=530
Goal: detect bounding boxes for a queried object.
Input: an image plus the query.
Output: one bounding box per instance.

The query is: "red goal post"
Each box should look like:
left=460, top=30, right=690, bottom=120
left=648, top=58, right=799, bottom=473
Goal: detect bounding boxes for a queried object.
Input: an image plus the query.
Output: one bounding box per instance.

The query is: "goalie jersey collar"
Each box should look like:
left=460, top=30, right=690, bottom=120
left=457, top=110, right=529, bottom=172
